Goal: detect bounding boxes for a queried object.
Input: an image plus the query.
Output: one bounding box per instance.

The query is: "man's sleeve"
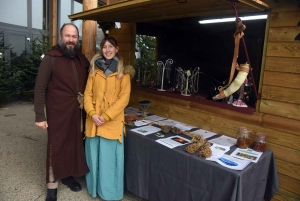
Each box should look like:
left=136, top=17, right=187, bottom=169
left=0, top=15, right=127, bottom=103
left=34, top=55, right=52, bottom=122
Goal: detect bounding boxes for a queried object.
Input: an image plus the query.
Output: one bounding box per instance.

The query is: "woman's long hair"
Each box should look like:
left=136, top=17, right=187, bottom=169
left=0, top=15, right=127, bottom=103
left=89, top=36, right=124, bottom=79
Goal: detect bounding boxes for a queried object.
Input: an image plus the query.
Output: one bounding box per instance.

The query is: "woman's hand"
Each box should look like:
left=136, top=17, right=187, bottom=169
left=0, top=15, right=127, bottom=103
left=92, top=114, right=106, bottom=126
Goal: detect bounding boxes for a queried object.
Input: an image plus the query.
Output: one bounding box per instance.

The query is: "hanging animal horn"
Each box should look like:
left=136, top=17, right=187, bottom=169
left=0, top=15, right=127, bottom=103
left=212, top=63, right=249, bottom=100
left=212, top=18, right=248, bottom=100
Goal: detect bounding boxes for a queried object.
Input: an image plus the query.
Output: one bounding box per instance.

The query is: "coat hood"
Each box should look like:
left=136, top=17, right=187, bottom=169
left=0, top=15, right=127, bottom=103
left=123, top=65, right=135, bottom=80
left=47, top=44, right=64, bottom=57
left=46, top=44, right=90, bottom=68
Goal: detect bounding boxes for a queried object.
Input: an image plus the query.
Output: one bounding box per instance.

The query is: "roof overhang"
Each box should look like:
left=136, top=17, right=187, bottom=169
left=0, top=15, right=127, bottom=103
left=69, top=0, right=269, bottom=23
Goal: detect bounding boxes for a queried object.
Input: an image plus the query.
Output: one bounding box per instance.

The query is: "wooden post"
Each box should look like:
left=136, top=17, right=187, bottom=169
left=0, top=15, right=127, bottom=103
left=51, top=0, right=57, bottom=46
left=102, top=0, right=120, bottom=4
left=82, top=0, right=97, bottom=61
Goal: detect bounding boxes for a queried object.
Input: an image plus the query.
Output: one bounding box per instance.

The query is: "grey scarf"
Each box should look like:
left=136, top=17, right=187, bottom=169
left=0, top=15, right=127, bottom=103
left=95, top=56, right=119, bottom=77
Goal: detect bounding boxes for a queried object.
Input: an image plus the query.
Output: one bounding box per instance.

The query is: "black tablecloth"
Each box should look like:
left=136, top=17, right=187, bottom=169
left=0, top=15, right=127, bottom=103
left=124, top=126, right=279, bottom=201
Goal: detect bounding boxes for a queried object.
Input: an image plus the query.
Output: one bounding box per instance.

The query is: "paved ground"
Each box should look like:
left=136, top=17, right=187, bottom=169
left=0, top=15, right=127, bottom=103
left=0, top=101, right=146, bottom=201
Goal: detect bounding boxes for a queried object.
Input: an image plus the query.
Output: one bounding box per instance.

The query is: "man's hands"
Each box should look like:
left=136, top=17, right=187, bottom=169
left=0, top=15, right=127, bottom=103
left=35, top=121, right=48, bottom=130
left=92, top=114, right=106, bottom=126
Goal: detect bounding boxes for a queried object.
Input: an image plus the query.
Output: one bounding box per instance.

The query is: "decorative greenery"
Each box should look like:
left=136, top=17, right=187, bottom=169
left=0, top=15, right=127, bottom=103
left=135, top=35, right=156, bottom=85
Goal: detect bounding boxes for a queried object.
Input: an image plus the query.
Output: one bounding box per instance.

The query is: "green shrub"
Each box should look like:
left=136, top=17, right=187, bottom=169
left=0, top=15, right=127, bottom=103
left=0, top=33, right=23, bottom=103
left=17, top=33, right=52, bottom=93
left=0, top=32, right=51, bottom=103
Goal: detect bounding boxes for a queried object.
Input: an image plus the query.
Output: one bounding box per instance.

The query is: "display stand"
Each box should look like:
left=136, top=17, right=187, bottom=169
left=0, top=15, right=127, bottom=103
left=175, top=67, right=202, bottom=96
left=157, top=59, right=173, bottom=91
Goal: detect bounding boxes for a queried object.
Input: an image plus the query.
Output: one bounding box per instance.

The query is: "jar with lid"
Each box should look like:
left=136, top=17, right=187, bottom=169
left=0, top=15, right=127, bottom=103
left=236, top=127, right=251, bottom=149
left=253, top=133, right=267, bottom=152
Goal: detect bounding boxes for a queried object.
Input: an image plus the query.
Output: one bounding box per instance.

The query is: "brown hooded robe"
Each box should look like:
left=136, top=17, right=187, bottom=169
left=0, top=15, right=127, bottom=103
left=34, top=45, right=89, bottom=182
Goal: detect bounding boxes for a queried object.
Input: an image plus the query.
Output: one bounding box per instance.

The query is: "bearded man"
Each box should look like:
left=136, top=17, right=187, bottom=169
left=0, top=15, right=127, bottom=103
left=34, top=23, right=89, bottom=201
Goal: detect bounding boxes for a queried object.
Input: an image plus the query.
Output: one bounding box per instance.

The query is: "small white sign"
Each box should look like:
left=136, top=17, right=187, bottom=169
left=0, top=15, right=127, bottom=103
left=156, top=135, right=191, bottom=149
left=131, top=125, right=161, bottom=136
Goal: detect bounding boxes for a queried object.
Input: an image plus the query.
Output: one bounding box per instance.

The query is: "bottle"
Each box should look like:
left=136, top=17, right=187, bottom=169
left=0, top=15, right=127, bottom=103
left=253, top=133, right=267, bottom=152
left=236, top=127, right=251, bottom=149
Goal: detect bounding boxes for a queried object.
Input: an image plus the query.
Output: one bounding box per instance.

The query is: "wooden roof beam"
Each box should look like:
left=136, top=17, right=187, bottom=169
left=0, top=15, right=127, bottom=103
left=238, top=0, right=269, bottom=11
left=69, top=0, right=169, bottom=21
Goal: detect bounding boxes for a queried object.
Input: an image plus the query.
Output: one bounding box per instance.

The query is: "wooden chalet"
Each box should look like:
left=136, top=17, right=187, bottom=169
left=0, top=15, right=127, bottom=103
left=64, top=0, right=299, bottom=200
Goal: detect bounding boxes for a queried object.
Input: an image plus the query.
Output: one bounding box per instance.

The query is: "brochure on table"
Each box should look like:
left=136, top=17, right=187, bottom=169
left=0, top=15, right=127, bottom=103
left=208, top=135, right=237, bottom=147
left=206, top=143, right=252, bottom=170
left=173, top=122, right=195, bottom=131
left=230, top=148, right=263, bottom=163
left=156, top=119, right=181, bottom=127
left=206, top=154, right=251, bottom=170
left=156, top=135, right=191, bottom=149
left=131, top=125, right=161, bottom=136
left=156, top=119, right=195, bottom=131
left=147, top=115, right=166, bottom=122
left=192, top=129, right=218, bottom=139
left=209, top=143, right=230, bottom=157
left=134, top=119, right=153, bottom=127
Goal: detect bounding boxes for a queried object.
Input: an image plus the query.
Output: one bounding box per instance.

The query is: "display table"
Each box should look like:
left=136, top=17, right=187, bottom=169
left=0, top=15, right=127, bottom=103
left=124, top=125, right=279, bottom=201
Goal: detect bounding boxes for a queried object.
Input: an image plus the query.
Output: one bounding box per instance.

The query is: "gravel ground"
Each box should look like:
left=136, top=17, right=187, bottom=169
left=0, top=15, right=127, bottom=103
left=0, top=101, right=146, bottom=201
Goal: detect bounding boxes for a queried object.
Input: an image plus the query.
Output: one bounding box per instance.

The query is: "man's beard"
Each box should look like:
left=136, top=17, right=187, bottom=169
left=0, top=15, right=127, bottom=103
left=58, top=40, right=80, bottom=57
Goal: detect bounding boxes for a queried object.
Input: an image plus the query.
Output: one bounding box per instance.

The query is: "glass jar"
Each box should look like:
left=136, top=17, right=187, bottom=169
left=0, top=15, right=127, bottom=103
left=236, top=127, right=251, bottom=149
left=253, top=133, right=267, bottom=152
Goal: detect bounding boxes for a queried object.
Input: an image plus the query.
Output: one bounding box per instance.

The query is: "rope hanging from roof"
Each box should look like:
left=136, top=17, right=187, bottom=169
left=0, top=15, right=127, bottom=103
left=231, top=1, right=259, bottom=100
left=212, top=1, right=259, bottom=102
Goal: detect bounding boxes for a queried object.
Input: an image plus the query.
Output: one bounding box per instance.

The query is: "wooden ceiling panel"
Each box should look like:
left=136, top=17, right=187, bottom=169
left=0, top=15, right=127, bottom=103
left=69, top=0, right=269, bottom=23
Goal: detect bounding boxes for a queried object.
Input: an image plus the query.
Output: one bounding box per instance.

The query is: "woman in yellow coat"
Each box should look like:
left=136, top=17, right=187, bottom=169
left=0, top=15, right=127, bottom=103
left=84, top=36, right=131, bottom=200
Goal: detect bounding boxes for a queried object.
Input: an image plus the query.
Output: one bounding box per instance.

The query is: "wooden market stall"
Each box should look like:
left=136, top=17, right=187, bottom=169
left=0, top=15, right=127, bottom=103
left=69, top=0, right=300, bottom=200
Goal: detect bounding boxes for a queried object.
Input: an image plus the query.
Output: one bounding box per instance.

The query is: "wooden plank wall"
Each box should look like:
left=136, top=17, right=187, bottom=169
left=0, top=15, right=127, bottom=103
left=259, top=2, right=300, bottom=200
left=110, top=1, right=300, bottom=201
left=109, top=23, right=136, bottom=66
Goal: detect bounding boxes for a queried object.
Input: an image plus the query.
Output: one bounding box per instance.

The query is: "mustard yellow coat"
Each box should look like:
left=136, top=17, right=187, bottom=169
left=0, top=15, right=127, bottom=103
left=84, top=68, right=131, bottom=143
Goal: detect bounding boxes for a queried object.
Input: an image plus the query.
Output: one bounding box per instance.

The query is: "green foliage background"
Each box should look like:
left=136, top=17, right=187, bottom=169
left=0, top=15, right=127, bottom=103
left=135, top=35, right=156, bottom=84
left=0, top=32, right=51, bottom=104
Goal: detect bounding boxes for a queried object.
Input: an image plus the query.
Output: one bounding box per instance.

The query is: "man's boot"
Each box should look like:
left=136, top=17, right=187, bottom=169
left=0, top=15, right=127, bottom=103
left=61, top=176, right=82, bottom=192
left=46, top=188, right=57, bottom=201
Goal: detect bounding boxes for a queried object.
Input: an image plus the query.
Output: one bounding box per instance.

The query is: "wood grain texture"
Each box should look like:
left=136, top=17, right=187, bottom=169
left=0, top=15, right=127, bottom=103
left=268, top=27, right=300, bottom=42
left=261, top=85, right=300, bottom=104
left=278, top=173, right=300, bottom=196
left=109, top=23, right=135, bottom=65
left=265, top=57, right=300, bottom=73
left=82, top=0, right=97, bottom=60
left=269, top=10, right=300, bottom=27
left=51, top=0, right=57, bottom=46
left=263, top=71, right=300, bottom=89
left=273, top=188, right=300, bottom=201
left=76, top=1, right=300, bottom=200
left=266, top=42, right=300, bottom=57
left=117, top=42, right=132, bottom=51
left=110, top=33, right=132, bottom=43
left=260, top=99, right=300, bottom=120
left=130, top=23, right=136, bottom=66
left=69, top=0, right=259, bottom=22
left=118, top=50, right=131, bottom=60
left=277, top=159, right=300, bottom=181
left=263, top=114, right=300, bottom=136
left=129, top=90, right=300, bottom=150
